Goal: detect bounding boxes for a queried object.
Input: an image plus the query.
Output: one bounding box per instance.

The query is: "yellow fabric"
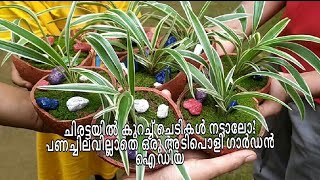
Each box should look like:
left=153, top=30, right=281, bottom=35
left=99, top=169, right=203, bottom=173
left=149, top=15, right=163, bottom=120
left=0, top=1, right=129, bottom=179
left=37, top=133, right=118, bottom=180
left=0, top=1, right=129, bottom=39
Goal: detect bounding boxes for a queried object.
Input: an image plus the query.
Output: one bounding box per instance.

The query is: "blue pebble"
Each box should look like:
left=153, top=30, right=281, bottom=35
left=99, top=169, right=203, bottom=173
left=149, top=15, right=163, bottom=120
left=227, top=100, right=238, bottom=111
left=128, top=149, right=136, bottom=160
left=164, top=35, right=177, bottom=47
left=95, top=54, right=101, bottom=67
left=252, top=75, right=264, bottom=81
left=48, top=67, right=66, bottom=85
left=155, top=67, right=172, bottom=84
left=36, top=97, right=59, bottom=111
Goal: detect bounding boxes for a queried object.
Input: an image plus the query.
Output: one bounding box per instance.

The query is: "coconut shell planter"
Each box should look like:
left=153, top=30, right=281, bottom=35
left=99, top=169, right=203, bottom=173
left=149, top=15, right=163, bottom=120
left=12, top=36, right=94, bottom=85
left=30, top=66, right=116, bottom=139
left=92, top=87, right=184, bottom=172
left=177, top=85, right=263, bottom=157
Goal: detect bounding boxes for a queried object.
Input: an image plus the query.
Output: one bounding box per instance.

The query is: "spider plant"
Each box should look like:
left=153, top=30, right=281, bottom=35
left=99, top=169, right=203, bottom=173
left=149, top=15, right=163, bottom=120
left=137, top=1, right=250, bottom=52
left=204, top=1, right=320, bottom=119
left=0, top=2, right=114, bottom=69
left=38, top=31, right=191, bottom=179
left=170, top=1, right=320, bottom=133
left=0, top=2, right=79, bottom=82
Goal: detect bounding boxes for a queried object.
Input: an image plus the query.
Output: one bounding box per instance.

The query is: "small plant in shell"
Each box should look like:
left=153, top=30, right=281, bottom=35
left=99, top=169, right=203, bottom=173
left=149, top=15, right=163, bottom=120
left=204, top=1, right=320, bottom=119
left=38, top=31, right=192, bottom=179
left=171, top=1, right=320, bottom=134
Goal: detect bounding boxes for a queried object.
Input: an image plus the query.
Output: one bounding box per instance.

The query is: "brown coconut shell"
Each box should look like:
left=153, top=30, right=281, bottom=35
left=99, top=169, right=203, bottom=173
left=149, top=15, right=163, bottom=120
left=157, top=53, right=206, bottom=101
left=12, top=50, right=94, bottom=86
left=94, top=87, right=184, bottom=173
left=30, top=66, right=117, bottom=140
left=176, top=85, right=264, bottom=158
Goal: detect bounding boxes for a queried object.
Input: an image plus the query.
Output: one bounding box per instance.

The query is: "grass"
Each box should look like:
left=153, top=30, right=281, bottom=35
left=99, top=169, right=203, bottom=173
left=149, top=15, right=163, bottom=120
left=135, top=69, right=179, bottom=87
left=35, top=90, right=101, bottom=120
left=34, top=69, right=112, bottom=120
left=100, top=91, right=179, bottom=165
left=181, top=88, right=262, bottom=140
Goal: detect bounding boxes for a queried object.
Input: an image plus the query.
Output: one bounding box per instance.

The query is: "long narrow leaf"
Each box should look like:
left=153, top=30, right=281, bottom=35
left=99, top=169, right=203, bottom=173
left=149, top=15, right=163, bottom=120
left=233, top=105, right=269, bottom=132
left=127, top=31, right=135, bottom=97
left=38, top=83, right=119, bottom=95
left=252, top=1, right=265, bottom=33
left=116, top=91, right=134, bottom=176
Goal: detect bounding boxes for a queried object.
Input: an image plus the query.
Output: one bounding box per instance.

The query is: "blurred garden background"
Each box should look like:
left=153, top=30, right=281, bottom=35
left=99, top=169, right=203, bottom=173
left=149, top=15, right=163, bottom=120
left=0, top=1, right=282, bottom=179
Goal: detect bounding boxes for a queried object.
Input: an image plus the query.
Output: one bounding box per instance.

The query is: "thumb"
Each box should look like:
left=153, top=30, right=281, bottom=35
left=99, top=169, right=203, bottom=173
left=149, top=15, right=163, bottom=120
left=186, top=150, right=257, bottom=179
left=258, top=100, right=279, bottom=119
left=11, top=63, right=33, bottom=90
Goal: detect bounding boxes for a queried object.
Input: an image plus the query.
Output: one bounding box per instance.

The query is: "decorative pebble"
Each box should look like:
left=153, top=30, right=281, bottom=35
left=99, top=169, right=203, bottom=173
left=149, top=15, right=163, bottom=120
left=164, top=35, right=177, bottom=47
left=193, top=44, right=203, bottom=55
left=36, top=97, right=59, bottom=111
left=128, top=149, right=136, bottom=160
left=79, top=75, right=89, bottom=82
left=183, top=98, right=203, bottom=116
left=104, top=135, right=117, bottom=141
left=195, top=90, right=207, bottom=103
left=73, top=42, right=91, bottom=52
left=161, top=89, right=172, bottom=99
left=155, top=67, right=171, bottom=84
left=227, top=100, right=239, bottom=111
left=252, top=75, right=263, bottom=81
left=47, top=36, right=55, bottom=46
left=47, top=67, right=66, bottom=85
left=153, top=82, right=162, bottom=88
left=95, top=54, right=101, bottom=67
left=38, top=80, right=49, bottom=86
left=66, top=96, right=89, bottom=112
left=157, top=104, right=169, bottom=119
left=134, top=99, right=149, bottom=113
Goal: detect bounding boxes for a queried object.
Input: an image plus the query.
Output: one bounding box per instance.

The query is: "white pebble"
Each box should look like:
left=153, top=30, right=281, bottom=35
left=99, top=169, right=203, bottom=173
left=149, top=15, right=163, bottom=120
left=79, top=75, right=89, bottom=82
left=120, top=63, right=128, bottom=75
left=157, top=104, right=169, bottom=119
left=193, top=44, right=203, bottom=55
left=161, top=89, right=172, bottom=99
left=66, top=96, right=89, bottom=112
left=134, top=99, right=149, bottom=113
left=154, top=82, right=162, bottom=88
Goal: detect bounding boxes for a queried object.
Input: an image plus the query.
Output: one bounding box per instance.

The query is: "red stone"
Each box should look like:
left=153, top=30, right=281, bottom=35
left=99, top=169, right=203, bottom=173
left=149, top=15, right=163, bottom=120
left=104, top=135, right=117, bottom=141
left=73, top=42, right=91, bottom=52
left=183, top=98, right=203, bottom=116
left=47, top=36, right=55, bottom=46
left=38, top=79, right=49, bottom=86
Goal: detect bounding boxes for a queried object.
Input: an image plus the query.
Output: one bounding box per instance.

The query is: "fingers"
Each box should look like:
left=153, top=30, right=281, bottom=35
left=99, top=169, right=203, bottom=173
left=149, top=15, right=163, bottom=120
left=11, top=62, right=32, bottom=90
left=258, top=100, right=281, bottom=119
left=185, top=150, right=256, bottom=179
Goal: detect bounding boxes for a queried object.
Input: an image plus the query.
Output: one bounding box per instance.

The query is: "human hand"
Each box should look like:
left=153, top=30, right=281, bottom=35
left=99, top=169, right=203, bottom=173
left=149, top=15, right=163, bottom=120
left=205, top=27, right=236, bottom=56
left=11, top=61, right=32, bottom=90
left=258, top=73, right=291, bottom=119
left=122, top=149, right=257, bottom=180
